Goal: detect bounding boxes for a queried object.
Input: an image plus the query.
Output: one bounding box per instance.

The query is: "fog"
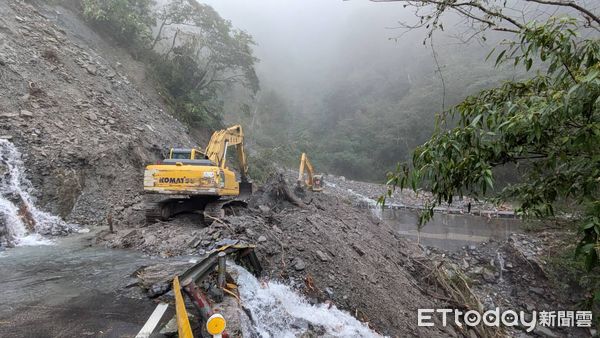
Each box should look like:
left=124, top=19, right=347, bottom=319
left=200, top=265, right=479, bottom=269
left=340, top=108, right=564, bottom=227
left=156, top=0, right=528, bottom=180
left=201, top=0, right=431, bottom=102
left=191, top=0, right=515, bottom=180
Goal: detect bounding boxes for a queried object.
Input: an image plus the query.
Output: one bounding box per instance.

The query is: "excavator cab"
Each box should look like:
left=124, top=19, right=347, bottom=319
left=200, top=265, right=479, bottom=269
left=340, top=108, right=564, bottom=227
left=312, top=174, right=323, bottom=192
left=169, top=148, right=205, bottom=160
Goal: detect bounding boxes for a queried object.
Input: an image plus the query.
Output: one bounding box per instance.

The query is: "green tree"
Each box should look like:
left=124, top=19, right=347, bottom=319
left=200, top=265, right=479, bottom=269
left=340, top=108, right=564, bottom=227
left=82, top=0, right=155, bottom=49
left=383, top=16, right=599, bottom=269
left=150, top=0, right=259, bottom=127
left=82, top=0, right=259, bottom=128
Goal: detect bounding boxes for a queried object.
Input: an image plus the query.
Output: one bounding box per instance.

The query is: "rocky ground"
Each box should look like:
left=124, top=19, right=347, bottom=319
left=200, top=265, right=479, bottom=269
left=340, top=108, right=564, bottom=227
left=428, top=230, right=594, bottom=337
left=316, top=170, right=514, bottom=215
left=101, top=173, right=462, bottom=337
left=0, top=0, right=200, bottom=231
left=102, top=173, right=593, bottom=337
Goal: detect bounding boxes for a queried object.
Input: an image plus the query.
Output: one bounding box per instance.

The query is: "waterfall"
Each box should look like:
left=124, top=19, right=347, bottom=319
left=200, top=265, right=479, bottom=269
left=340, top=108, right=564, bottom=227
left=0, top=139, right=76, bottom=246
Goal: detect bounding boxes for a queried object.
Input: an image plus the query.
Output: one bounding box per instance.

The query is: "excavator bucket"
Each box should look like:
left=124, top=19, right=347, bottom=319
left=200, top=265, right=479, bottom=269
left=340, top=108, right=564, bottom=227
left=239, top=181, right=253, bottom=197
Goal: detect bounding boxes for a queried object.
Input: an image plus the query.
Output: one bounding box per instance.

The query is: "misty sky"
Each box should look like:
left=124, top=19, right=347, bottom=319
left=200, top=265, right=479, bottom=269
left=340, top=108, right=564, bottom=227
left=200, top=0, right=425, bottom=96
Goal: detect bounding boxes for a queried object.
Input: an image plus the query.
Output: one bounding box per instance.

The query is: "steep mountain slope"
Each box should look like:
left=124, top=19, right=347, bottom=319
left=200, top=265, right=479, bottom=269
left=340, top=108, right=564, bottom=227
left=0, top=0, right=199, bottom=227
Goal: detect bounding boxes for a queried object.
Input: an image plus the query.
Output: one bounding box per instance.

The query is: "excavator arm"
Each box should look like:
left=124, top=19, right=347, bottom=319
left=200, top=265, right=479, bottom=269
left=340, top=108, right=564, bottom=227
left=204, top=125, right=250, bottom=183
left=298, top=153, right=323, bottom=192
left=298, top=153, right=314, bottom=188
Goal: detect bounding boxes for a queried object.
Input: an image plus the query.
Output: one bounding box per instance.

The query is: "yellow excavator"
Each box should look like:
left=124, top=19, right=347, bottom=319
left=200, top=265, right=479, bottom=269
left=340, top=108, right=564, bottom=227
left=143, top=125, right=252, bottom=223
left=297, top=153, right=323, bottom=192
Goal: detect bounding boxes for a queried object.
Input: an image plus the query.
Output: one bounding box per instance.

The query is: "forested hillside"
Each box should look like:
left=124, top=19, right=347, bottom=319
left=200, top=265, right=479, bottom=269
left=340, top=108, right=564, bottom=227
left=55, top=0, right=523, bottom=183
left=218, top=5, right=523, bottom=182
left=79, top=0, right=259, bottom=136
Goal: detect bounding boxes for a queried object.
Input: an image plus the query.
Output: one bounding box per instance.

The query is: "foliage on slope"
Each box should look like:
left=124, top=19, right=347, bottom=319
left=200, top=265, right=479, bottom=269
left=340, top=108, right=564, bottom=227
left=80, top=0, right=259, bottom=129
left=386, top=18, right=600, bottom=318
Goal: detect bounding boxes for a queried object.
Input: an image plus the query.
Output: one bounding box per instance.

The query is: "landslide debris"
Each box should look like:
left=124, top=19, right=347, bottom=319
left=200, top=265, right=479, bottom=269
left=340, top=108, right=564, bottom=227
left=102, top=173, right=465, bottom=337
left=0, top=0, right=199, bottom=228
left=319, top=171, right=513, bottom=215
left=431, top=231, right=593, bottom=338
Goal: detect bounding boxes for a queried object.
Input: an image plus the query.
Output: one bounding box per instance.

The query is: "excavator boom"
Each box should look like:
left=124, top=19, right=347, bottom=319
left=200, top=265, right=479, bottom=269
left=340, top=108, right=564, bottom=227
left=297, top=153, right=323, bottom=192
left=204, top=125, right=249, bottom=183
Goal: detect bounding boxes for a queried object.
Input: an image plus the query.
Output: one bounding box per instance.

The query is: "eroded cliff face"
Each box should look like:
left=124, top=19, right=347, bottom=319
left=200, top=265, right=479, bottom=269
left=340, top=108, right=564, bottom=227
left=0, top=0, right=199, bottom=227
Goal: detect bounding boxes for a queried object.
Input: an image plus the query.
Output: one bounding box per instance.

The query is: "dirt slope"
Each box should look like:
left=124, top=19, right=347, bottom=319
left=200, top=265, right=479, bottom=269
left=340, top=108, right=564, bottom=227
left=0, top=0, right=199, bottom=226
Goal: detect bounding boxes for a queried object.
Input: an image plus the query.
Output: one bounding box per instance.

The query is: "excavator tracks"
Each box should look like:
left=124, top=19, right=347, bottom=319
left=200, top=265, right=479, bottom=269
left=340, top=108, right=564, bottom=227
left=144, top=197, right=246, bottom=225
left=144, top=201, right=173, bottom=223
left=203, top=199, right=248, bottom=224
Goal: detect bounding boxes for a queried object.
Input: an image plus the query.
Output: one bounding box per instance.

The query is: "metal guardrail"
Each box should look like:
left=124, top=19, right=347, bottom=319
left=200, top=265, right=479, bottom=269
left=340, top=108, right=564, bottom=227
left=354, top=200, right=518, bottom=219
left=134, top=243, right=262, bottom=337
left=173, top=276, right=194, bottom=338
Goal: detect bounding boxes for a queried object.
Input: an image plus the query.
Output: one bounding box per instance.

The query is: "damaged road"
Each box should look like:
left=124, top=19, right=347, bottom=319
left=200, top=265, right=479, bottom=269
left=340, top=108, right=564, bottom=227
left=0, top=230, right=180, bottom=338
left=100, top=173, right=595, bottom=337
left=102, top=173, right=459, bottom=337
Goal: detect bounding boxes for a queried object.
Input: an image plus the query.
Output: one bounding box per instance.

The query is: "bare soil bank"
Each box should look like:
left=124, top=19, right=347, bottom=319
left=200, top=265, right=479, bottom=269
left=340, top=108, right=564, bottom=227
left=0, top=0, right=198, bottom=229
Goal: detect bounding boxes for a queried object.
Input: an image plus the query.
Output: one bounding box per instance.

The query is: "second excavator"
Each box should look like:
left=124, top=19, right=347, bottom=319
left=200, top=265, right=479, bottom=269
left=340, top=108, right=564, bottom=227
left=143, top=125, right=252, bottom=223
left=297, top=152, right=323, bottom=192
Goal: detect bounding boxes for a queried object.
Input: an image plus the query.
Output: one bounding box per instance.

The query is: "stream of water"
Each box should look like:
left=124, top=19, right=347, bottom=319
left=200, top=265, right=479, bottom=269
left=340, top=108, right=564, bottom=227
left=0, top=139, right=76, bottom=246
left=0, top=232, right=166, bottom=337
left=234, top=264, right=382, bottom=338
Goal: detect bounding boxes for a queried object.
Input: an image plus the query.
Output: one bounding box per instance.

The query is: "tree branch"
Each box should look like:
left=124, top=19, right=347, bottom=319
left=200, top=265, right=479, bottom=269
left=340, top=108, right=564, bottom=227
left=164, top=29, right=179, bottom=59
left=371, top=0, right=599, bottom=36
left=152, top=18, right=169, bottom=49
left=372, top=0, right=525, bottom=29
left=523, top=0, right=600, bottom=26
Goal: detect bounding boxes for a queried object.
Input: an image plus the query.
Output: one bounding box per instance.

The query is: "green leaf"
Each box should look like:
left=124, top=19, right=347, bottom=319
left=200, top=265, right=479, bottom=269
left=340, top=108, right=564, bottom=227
left=580, top=221, right=596, bottom=231
left=471, top=114, right=483, bottom=127
left=485, top=48, right=496, bottom=62
left=584, top=250, right=598, bottom=271
left=495, top=50, right=507, bottom=66
left=581, top=68, right=599, bottom=82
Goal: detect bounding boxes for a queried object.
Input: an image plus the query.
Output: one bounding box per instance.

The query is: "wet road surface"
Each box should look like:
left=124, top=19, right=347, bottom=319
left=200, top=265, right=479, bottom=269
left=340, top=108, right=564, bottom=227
left=0, top=231, right=172, bottom=338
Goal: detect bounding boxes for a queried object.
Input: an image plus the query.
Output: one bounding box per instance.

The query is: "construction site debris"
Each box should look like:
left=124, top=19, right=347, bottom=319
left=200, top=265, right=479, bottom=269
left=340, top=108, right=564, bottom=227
left=105, top=173, right=454, bottom=337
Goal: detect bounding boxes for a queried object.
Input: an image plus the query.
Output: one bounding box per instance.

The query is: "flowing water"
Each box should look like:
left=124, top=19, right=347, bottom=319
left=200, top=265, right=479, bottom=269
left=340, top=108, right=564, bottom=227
left=234, top=265, right=382, bottom=338
left=0, top=232, right=170, bottom=337
left=0, top=139, right=76, bottom=246
left=0, top=234, right=382, bottom=337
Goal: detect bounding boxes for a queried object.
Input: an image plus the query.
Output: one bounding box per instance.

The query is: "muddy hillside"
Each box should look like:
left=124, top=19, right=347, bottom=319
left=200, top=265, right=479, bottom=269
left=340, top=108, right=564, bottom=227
left=0, top=0, right=201, bottom=227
